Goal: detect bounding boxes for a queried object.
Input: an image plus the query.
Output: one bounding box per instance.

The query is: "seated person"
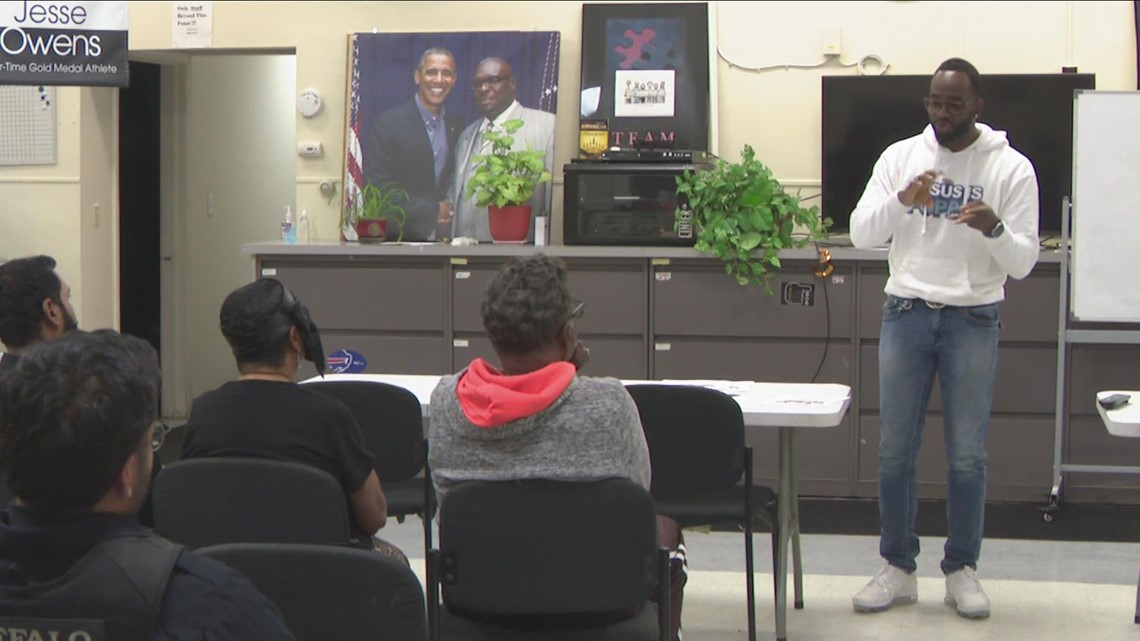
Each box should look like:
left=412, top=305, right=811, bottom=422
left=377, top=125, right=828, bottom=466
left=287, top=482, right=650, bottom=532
left=0, top=329, right=295, bottom=639
left=180, top=278, right=404, bottom=561
left=0, top=255, right=162, bottom=527
left=428, top=254, right=686, bottom=641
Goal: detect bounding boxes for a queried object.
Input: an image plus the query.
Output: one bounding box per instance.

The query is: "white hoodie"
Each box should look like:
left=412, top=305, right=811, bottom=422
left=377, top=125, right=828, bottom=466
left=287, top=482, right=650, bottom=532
left=850, top=123, right=1039, bottom=306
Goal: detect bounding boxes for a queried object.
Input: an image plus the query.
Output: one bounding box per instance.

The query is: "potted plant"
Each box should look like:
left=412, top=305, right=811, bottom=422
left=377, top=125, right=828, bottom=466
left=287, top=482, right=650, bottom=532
left=675, top=144, right=831, bottom=293
left=465, top=119, right=552, bottom=242
left=343, top=181, right=408, bottom=242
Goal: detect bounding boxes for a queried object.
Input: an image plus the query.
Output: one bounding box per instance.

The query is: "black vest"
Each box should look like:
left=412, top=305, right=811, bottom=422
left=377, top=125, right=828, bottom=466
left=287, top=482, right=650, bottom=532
left=0, top=532, right=183, bottom=641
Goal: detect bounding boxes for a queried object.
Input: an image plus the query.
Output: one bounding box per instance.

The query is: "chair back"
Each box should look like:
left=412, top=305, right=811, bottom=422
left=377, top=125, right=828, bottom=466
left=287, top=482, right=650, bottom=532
left=436, top=478, right=659, bottom=617
left=305, top=380, right=425, bottom=482
left=626, top=384, right=746, bottom=495
left=152, top=458, right=352, bottom=548
left=200, top=542, right=426, bottom=641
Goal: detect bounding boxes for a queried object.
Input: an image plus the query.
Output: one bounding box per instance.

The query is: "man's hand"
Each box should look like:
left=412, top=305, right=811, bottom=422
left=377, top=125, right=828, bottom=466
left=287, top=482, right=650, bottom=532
left=897, top=170, right=942, bottom=208
left=437, top=201, right=454, bottom=226
left=569, top=340, right=590, bottom=371
left=953, top=200, right=1000, bottom=235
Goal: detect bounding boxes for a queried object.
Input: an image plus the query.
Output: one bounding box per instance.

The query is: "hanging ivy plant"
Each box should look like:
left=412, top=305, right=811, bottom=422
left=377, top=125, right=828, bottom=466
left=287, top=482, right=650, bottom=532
left=676, top=144, right=831, bottom=293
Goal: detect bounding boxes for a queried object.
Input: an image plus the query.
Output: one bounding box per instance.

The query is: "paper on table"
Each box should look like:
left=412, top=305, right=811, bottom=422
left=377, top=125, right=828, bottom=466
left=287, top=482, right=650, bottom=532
left=660, top=380, right=754, bottom=397
left=764, top=394, right=847, bottom=406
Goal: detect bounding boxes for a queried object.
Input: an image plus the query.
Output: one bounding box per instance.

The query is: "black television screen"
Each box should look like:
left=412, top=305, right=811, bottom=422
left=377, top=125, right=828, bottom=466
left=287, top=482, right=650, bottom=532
left=822, top=73, right=1095, bottom=234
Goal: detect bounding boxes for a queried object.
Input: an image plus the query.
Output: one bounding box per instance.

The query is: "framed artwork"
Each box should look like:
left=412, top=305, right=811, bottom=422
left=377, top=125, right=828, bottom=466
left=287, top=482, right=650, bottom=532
left=579, top=3, right=710, bottom=152
left=344, top=31, right=561, bottom=242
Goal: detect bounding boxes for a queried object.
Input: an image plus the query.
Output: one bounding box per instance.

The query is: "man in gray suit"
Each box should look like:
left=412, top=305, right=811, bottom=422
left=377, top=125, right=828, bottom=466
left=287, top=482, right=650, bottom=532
left=449, top=57, right=556, bottom=242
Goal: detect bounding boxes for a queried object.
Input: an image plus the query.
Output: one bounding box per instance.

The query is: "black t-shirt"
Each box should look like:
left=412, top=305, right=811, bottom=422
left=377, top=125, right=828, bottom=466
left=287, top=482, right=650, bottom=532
left=181, top=380, right=376, bottom=529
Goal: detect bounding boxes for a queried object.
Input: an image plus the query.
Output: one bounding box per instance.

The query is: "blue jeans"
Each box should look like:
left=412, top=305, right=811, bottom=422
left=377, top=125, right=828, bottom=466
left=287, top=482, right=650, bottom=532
left=876, top=295, right=999, bottom=575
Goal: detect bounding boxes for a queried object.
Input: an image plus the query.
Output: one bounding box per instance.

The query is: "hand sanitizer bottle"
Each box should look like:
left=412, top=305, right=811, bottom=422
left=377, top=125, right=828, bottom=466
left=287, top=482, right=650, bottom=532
left=298, top=206, right=311, bottom=243
left=281, top=205, right=296, bottom=244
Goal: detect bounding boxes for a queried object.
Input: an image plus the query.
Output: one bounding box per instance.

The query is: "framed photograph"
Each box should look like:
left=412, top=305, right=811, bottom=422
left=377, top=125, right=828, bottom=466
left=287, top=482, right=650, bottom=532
left=579, top=3, right=710, bottom=151
left=344, top=31, right=561, bottom=242
left=615, top=69, right=675, bottom=117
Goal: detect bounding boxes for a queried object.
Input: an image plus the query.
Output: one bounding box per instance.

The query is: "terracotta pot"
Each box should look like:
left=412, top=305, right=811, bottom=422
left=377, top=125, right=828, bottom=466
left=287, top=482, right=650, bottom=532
left=488, top=205, right=531, bottom=243
left=354, top=219, right=388, bottom=242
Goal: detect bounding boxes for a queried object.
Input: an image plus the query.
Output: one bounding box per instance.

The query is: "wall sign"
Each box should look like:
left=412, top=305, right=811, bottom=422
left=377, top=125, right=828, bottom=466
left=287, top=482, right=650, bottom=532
left=0, top=1, right=128, bottom=86
left=172, top=1, right=212, bottom=49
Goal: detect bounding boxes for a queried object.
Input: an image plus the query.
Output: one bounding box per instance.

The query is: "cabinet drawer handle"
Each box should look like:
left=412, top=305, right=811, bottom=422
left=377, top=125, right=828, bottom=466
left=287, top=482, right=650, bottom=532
left=655, top=343, right=672, bottom=351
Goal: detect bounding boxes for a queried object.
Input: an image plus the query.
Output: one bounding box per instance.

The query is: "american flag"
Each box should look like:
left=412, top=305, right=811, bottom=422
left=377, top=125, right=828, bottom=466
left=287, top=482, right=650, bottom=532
left=343, top=36, right=364, bottom=240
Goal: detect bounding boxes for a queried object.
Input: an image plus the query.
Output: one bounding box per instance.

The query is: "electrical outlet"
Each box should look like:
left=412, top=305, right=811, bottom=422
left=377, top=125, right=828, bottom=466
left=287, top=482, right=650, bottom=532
left=822, top=27, right=842, bottom=57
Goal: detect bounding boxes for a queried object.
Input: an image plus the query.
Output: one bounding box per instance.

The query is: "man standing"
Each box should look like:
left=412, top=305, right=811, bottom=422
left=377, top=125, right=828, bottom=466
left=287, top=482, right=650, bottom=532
left=0, top=330, right=296, bottom=639
left=849, top=58, right=1040, bottom=619
left=366, top=47, right=462, bottom=241
left=449, top=57, right=556, bottom=242
left=0, top=255, right=78, bottom=372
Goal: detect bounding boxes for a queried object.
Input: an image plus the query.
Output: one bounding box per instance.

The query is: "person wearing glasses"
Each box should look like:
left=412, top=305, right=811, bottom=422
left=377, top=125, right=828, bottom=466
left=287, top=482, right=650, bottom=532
left=849, top=58, right=1040, bottom=619
left=0, top=330, right=296, bottom=639
left=0, top=255, right=165, bottom=527
left=428, top=254, right=687, bottom=641
left=448, top=57, right=556, bottom=242
left=365, top=47, right=463, bottom=241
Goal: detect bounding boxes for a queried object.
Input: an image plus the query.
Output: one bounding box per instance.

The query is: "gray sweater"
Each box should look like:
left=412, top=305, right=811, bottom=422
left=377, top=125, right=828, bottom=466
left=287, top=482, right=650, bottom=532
left=428, top=372, right=652, bottom=505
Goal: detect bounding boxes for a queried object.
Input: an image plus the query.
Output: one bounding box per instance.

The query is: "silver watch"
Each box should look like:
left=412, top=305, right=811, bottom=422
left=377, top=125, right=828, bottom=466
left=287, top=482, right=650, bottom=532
left=987, top=221, right=1005, bottom=239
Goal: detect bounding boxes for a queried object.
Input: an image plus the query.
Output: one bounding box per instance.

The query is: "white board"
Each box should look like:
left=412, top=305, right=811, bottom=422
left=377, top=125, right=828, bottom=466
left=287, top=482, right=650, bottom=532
left=0, top=86, right=56, bottom=166
left=1071, top=90, right=1140, bottom=322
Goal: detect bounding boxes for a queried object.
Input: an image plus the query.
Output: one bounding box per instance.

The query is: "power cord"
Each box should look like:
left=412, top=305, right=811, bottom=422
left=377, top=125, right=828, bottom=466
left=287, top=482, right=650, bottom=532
left=809, top=244, right=832, bottom=384
left=718, top=47, right=890, bottom=76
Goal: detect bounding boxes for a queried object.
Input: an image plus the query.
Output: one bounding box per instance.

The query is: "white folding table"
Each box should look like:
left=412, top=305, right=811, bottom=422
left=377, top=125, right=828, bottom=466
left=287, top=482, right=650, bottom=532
left=1094, top=390, right=1140, bottom=624
left=305, top=373, right=851, bottom=641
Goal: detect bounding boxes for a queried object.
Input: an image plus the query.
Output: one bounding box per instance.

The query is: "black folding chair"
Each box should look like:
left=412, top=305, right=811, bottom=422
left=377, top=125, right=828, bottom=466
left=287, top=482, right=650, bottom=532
left=626, top=384, right=789, bottom=641
left=427, top=478, right=670, bottom=641
left=201, top=542, right=427, bottom=641
left=152, top=457, right=355, bottom=549
left=305, top=379, right=435, bottom=553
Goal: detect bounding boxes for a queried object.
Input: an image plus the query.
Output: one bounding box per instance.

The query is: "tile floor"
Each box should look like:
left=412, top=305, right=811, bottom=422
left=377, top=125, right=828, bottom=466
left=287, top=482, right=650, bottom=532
left=382, top=519, right=1140, bottom=641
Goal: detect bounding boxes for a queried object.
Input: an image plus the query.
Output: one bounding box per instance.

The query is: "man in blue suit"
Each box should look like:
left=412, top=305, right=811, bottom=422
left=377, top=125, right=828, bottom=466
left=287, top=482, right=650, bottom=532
left=365, top=47, right=463, bottom=241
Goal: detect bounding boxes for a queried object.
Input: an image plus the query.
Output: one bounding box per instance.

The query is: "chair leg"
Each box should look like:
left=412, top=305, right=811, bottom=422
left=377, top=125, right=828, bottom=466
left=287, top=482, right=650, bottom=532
left=745, top=510, right=756, bottom=641
left=423, top=455, right=436, bottom=557
left=427, top=549, right=440, bottom=641
left=1134, top=566, right=1139, bottom=624
left=657, top=548, right=672, bottom=641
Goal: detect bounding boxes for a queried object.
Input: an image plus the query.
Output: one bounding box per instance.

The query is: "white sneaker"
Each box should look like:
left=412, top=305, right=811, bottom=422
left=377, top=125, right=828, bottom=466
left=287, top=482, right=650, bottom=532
left=852, top=564, right=918, bottom=613
left=945, top=567, right=990, bottom=619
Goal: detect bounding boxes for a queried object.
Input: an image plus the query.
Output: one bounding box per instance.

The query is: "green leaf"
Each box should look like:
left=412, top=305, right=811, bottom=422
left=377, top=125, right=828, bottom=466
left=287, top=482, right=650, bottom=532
left=738, top=231, right=762, bottom=251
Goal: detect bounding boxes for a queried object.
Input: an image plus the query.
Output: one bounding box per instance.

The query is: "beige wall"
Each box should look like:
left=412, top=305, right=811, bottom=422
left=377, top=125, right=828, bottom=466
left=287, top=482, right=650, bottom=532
left=0, top=88, right=83, bottom=328
left=180, top=54, right=297, bottom=401
left=78, top=87, right=119, bottom=331
left=0, top=0, right=1134, bottom=349
left=123, top=0, right=1135, bottom=239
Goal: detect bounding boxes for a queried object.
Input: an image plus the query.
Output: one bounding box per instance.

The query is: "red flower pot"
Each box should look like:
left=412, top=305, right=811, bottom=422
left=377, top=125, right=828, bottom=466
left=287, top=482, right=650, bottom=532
left=488, top=205, right=532, bottom=243
left=354, top=219, right=388, bottom=242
